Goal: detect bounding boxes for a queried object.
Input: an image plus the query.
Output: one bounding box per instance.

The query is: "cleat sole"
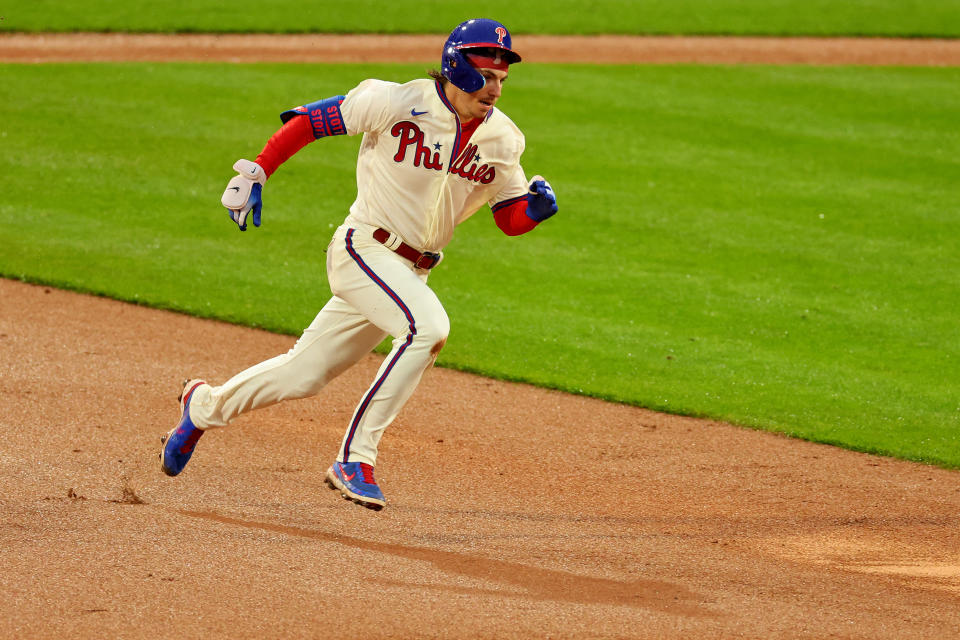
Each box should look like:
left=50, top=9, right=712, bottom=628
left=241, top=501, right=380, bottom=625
left=324, top=469, right=385, bottom=510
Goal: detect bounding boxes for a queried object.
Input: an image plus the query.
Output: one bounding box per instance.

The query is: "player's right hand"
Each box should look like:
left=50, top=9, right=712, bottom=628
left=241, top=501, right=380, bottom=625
left=221, top=159, right=267, bottom=231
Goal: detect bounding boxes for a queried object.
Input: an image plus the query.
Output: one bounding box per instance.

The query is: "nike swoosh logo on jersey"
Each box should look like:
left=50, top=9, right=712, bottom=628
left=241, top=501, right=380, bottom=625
left=228, top=186, right=240, bottom=192
left=411, top=108, right=428, bottom=116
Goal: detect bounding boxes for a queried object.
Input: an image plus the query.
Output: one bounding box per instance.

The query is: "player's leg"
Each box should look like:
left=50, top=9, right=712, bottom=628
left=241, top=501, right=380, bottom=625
left=160, top=294, right=386, bottom=476
left=189, top=296, right=387, bottom=428
left=322, top=225, right=449, bottom=508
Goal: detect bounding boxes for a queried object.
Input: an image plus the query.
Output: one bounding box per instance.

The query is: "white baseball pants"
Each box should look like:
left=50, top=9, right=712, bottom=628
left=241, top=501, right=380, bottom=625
left=187, top=223, right=449, bottom=466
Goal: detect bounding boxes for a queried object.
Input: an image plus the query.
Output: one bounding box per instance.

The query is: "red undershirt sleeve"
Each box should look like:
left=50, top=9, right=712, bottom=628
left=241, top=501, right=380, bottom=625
left=493, top=198, right=539, bottom=236
left=254, top=115, right=315, bottom=178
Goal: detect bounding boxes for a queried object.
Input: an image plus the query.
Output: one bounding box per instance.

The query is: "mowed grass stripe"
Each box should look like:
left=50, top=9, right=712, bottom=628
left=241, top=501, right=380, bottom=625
left=2, top=0, right=960, bottom=37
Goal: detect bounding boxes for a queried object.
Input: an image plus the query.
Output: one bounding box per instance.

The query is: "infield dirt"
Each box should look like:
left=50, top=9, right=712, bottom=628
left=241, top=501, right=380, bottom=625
left=2, top=32, right=960, bottom=64
left=2, top=35, right=960, bottom=639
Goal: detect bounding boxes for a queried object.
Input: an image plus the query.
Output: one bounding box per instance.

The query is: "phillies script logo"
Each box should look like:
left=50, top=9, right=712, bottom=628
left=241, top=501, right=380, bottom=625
left=391, top=121, right=496, bottom=184
left=495, top=27, right=507, bottom=44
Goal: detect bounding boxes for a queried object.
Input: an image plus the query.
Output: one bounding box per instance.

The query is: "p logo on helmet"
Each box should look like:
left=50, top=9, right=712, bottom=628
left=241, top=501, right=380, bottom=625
left=441, top=18, right=522, bottom=93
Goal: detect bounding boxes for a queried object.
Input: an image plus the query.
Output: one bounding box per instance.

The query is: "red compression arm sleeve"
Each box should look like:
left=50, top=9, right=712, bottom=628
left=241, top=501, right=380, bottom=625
left=493, top=199, right=539, bottom=236
left=255, top=115, right=315, bottom=178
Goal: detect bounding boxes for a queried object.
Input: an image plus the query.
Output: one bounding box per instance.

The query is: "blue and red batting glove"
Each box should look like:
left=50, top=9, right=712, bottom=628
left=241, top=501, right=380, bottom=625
left=525, top=175, right=558, bottom=222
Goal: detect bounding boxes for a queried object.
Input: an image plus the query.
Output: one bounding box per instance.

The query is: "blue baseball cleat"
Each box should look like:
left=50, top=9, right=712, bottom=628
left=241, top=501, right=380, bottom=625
left=325, top=461, right=386, bottom=510
left=160, top=379, right=208, bottom=477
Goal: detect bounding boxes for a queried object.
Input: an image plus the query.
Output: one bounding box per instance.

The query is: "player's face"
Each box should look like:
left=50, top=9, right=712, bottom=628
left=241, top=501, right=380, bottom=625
left=450, top=68, right=508, bottom=121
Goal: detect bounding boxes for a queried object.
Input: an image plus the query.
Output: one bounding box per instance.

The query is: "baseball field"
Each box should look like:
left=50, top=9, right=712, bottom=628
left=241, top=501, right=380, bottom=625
left=2, top=4, right=960, bottom=638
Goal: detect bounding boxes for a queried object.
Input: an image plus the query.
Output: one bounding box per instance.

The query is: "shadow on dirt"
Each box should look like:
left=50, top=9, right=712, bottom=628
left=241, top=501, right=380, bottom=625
left=181, top=509, right=712, bottom=617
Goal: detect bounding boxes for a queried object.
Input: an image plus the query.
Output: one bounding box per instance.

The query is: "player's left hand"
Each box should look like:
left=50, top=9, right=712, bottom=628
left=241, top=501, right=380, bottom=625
left=222, top=159, right=267, bottom=231
left=525, top=175, right=558, bottom=222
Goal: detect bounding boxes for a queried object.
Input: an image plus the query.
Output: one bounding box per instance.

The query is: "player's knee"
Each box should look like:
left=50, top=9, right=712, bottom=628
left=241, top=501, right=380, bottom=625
left=413, top=309, right=449, bottom=347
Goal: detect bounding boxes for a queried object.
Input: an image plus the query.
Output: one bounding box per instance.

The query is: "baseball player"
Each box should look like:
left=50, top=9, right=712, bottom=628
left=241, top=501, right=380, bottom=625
left=160, top=18, right=558, bottom=511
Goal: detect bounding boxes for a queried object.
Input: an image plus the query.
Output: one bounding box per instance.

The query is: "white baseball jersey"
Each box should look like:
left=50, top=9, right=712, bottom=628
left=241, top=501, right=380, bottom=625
left=339, top=78, right=530, bottom=252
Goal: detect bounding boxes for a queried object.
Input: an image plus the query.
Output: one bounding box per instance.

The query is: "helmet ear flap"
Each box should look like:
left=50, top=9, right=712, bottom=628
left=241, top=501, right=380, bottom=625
left=441, top=46, right=486, bottom=93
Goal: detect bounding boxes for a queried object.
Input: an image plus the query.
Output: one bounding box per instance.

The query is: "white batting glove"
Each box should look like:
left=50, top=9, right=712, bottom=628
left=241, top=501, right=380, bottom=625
left=221, top=159, right=267, bottom=231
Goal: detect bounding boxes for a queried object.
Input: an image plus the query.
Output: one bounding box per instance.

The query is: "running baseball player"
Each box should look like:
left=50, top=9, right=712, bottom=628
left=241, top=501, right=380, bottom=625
left=160, top=18, right=558, bottom=511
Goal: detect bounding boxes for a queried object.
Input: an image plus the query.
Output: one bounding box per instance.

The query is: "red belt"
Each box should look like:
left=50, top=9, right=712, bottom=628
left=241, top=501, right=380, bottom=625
left=372, top=228, right=441, bottom=270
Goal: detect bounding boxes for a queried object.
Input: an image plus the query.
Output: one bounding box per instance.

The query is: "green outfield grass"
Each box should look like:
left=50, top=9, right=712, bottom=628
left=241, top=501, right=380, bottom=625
left=2, top=63, right=959, bottom=467
left=2, top=0, right=960, bottom=37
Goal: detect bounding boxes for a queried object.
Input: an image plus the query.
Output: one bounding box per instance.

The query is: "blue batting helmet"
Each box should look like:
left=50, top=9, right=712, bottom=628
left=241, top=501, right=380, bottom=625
left=441, top=19, right=522, bottom=93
